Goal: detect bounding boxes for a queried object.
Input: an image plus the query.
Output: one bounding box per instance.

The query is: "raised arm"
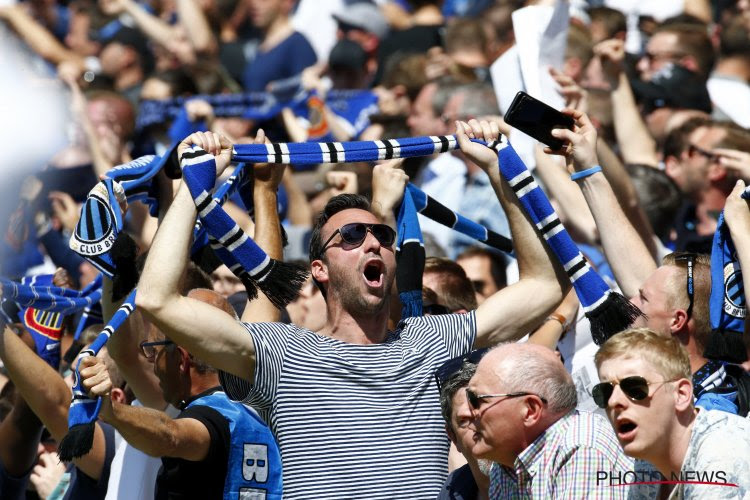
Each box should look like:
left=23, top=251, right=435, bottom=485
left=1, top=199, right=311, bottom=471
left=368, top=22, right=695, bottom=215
left=80, top=356, right=211, bottom=460
left=723, top=180, right=750, bottom=339
left=595, top=39, right=659, bottom=168
left=0, top=327, right=108, bottom=480
left=176, top=0, right=217, bottom=55
left=550, top=109, right=657, bottom=298
left=456, top=120, right=569, bottom=347
left=136, top=132, right=256, bottom=382
left=241, top=135, right=287, bottom=323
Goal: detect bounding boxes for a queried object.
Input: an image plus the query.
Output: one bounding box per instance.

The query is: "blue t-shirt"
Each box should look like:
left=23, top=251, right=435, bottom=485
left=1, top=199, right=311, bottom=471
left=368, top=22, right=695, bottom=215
left=242, top=32, right=317, bottom=92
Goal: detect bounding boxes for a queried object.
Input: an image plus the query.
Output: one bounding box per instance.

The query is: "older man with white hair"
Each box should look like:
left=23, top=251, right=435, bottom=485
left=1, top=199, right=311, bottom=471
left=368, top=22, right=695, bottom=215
left=466, top=343, right=632, bottom=498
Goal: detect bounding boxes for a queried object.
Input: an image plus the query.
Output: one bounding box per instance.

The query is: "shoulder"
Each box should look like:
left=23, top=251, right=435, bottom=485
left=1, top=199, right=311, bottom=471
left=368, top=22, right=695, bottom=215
left=555, top=411, right=629, bottom=464
left=690, top=410, right=750, bottom=453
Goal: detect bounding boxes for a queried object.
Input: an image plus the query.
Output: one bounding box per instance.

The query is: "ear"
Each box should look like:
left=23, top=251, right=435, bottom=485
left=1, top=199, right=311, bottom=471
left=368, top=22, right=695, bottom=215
left=310, top=259, right=329, bottom=289
left=391, top=84, right=407, bottom=99
left=663, top=153, right=680, bottom=176
left=679, top=56, right=700, bottom=74
left=110, top=387, right=127, bottom=404
left=707, top=161, right=727, bottom=182
left=669, top=307, right=689, bottom=334
left=673, top=378, right=694, bottom=411
left=177, top=346, right=191, bottom=373
left=361, top=34, right=379, bottom=54
left=521, top=396, right=545, bottom=427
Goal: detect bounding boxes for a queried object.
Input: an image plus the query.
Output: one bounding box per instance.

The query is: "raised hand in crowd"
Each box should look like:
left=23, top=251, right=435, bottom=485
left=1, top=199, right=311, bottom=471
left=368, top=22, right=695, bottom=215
left=177, top=131, right=233, bottom=176
left=29, top=451, right=67, bottom=499
left=371, top=158, right=408, bottom=228
left=715, top=148, right=750, bottom=182
left=550, top=67, right=588, bottom=113
left=549, top=108, right=599, bottom=171
left=184, top=99, right=216, bottom=125
left=49, top=191, right=80, bottom=234
left=593, top=38, right=625, bottom=88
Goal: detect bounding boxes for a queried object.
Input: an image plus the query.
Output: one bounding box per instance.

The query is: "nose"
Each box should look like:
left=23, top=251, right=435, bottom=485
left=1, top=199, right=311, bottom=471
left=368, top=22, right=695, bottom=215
left=361, top=228, right=382, bottom=254
left=607, top=384, right=629, bottom=410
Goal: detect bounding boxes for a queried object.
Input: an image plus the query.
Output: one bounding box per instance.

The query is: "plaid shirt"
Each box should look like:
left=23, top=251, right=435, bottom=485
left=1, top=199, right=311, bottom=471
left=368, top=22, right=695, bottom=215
left=489, top=410, right=633, bottom=499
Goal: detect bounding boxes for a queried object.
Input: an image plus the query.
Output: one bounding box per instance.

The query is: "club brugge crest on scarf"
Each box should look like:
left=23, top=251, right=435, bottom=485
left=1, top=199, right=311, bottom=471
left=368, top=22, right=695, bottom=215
left=723, top=261, right=746, bottom=319
left=71, top=182, right=117, bottom=256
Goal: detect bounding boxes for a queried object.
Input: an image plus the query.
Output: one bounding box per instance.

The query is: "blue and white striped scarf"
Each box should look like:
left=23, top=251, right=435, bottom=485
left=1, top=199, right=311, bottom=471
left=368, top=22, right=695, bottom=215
left=57, top=290, right=136, bottom=462
left=179, top=147, right=308, bottom=308
left=705, top=186, right=750, bottom=362
left=224, top=135, right=638, bottom=342
left=0, top=274, right=102, bottom=315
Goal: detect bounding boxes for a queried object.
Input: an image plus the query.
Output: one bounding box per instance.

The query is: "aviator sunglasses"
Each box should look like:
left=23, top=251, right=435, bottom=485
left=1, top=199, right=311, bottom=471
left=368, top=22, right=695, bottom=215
left=592, top=376, right=675, bottom=409
left=319, top=223, right=396, bottom=257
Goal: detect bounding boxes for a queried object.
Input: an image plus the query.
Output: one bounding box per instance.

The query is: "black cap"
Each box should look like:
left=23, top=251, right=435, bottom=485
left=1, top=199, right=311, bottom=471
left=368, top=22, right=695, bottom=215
left=630, top=63, right=712, bottom=114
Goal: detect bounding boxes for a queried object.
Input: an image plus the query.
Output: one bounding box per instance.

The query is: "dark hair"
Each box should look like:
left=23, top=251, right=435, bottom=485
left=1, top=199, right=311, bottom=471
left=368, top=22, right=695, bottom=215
left=662, top=116, right=712, bottom=159
left=653, top=22, right=716, bottom=77
left=148, top=69, right=199, bottom=97
left=626, top=164, right=682, bottom=240
left=309, top=194, right=372, bottom=262
left=440, top=362, right=476, bottom=425
left=424, top=257, right=478, bottom=311
left=457, top=246, right=507, bottom=290
left=445, top=18, right=486, bottom=55
left=588, top=6, right=626, bottom=40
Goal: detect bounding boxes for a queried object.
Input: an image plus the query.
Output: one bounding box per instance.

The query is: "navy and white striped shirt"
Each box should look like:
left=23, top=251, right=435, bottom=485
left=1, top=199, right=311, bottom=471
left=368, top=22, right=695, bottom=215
left=220, top=312, right=476, bottom=499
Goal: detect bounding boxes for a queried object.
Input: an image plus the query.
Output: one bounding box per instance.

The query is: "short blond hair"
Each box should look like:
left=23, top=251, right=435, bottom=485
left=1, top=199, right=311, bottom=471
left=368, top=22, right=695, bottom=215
left=594, top=328, right=691, bottom=381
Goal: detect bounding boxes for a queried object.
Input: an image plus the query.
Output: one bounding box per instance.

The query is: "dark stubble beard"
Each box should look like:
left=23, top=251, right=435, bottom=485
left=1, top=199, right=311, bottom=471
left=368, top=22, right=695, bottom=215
left=327, top=259, right=393, bottom=316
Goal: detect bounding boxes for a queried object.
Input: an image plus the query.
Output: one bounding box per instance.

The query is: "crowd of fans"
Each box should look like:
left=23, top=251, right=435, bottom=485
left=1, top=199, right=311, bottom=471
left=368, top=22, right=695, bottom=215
left=1, top=0, right=750, bottom=498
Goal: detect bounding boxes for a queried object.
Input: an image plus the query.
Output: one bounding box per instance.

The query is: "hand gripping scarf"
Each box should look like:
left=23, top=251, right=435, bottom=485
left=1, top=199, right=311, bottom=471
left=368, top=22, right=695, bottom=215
left=57, top=290, right=136, bottom=462
left=221, top=134, right=638, bottom=342
left=705, top=186, right=750, bottom=362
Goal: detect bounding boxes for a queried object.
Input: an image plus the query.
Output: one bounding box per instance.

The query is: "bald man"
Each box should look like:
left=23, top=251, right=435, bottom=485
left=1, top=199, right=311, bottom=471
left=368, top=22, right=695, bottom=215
left=80, top=289, right=282, bottom=499
left=466, top=343, right=632, bottom=499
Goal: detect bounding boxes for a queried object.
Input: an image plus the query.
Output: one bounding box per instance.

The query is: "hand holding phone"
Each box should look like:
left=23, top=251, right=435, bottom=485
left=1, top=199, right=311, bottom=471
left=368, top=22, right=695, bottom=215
left=504, top=91, right=575, bottom=150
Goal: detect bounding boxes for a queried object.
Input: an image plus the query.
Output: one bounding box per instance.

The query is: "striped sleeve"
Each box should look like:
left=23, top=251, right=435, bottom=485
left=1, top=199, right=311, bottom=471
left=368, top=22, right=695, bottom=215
left=408, top=310, right=477, bottom=359
left=218, top=321, right=293, bottom=409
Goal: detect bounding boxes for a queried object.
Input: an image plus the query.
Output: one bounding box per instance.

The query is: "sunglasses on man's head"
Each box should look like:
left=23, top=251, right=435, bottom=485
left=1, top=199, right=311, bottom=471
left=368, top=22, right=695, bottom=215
left=674, top=253, right=696, bottom=321
left=591, top=375, right=675, bottom=409
left=319, top=223, right=396, bottom=257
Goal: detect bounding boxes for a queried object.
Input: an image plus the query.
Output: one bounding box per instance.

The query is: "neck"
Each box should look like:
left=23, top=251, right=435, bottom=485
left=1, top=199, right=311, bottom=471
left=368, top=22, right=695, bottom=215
left=115, top=67, right=142, bottom=92
left=466, top=459, right=490, bottom=500
left=321, top=301, right=390, bottom=344
left=651, top=409, right=697, bottom=479
left=188, top=373, right=221, bottom=399
left=676, top=329, right=708, bottom=374
left=262, top=16, right=292, bottom=49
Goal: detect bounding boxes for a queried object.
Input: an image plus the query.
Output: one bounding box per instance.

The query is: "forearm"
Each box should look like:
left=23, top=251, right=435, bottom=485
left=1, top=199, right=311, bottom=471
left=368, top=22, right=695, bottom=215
left=534, top=149, right=597, bottom=245
left=241, top=183, right=282, bottom=322
left=3, top=7, right=83, bottom=65
left=0, top=397, right=43, bottom=476
left=102, top=401, right=206, bottom=460
left=611, top=74, right=659, bottom=167
left=122, top=0, right=179, bottom=48
left=475, top=167, right=569, bottom=345
left=138, top=182, right=196, bottom=308
left=176, top=0, right=216, bottom=54
left=578, top=172, right=656, bottom=297
left=597, top=139, right=658, bottom=258
left=281, top=171, right=313, bottom=227
left=137, top=181, right=256, bottom=380
left=527, top=318, right=565, bottom=351
left=0, top=327, right=70, bottom=440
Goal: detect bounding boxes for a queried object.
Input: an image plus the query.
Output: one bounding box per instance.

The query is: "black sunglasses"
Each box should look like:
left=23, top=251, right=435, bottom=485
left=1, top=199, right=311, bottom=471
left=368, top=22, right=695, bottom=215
left=674, top=253, right=696, bottom=321
left=435, top=348, right=489, bottom=395
left=687, top=144, right=718, bottom=162
left=465, top=388, right=547, bottom=410
left=591, top=375, right=674, bottom=408
left=319, top=223, right=396, bottom=257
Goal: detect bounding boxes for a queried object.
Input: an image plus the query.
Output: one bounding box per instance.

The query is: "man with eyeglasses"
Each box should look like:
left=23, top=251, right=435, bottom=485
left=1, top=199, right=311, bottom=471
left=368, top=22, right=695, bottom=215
left=135, top=123, right=570, bottom=498
left=78, top=289, right=282, bottom=499
left=466, top=342, right=632, bottom=498
left=594, top=328, right=750, bottom=499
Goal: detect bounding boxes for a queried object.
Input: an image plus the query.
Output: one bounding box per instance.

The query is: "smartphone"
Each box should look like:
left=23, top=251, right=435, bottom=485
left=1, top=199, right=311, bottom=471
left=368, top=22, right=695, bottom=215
left=504, top=91, right=574, bottom=150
